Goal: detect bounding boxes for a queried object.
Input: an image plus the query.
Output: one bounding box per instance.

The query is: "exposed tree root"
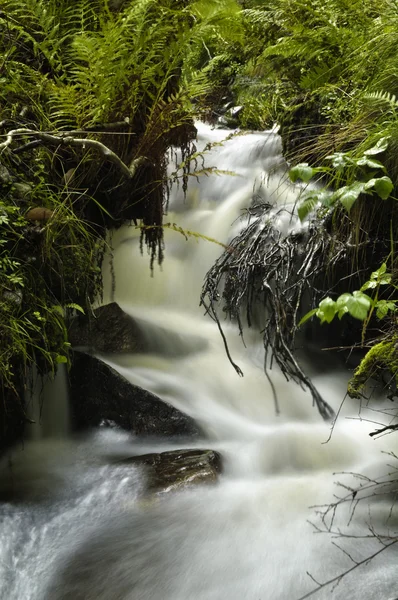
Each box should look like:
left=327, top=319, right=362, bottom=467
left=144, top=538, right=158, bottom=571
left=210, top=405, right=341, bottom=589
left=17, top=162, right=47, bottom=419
left=200, top=201, right=352, bottom=419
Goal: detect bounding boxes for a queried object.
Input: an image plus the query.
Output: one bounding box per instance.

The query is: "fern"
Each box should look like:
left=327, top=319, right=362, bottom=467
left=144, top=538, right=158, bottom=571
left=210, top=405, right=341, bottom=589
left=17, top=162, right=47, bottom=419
left=365, top=90, right=398, bottom=109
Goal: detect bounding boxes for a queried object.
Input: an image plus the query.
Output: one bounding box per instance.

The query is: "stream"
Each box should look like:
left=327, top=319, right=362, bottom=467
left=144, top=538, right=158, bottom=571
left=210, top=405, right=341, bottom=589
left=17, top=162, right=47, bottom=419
left=1, top=123, right=398, bottom=600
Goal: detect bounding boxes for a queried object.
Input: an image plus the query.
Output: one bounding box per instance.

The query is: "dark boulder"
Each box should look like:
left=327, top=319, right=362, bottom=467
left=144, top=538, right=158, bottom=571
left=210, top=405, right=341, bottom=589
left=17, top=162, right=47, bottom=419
left=68, top=301, right=207, bottom=357
left=68, top=302, right=144, bottom=354
left=69, top=352, right=200, bottom=438
left=123, top=449, right=222, bottom=494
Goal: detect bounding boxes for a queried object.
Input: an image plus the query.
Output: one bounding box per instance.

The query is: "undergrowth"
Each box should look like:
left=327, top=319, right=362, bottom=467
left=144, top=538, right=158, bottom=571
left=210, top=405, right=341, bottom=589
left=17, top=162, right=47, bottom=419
left=0, top=0, right=242, bottom=444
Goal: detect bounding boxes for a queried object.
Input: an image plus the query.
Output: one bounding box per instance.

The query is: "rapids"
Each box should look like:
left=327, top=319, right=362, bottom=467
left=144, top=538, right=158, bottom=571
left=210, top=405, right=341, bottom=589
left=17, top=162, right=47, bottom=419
left=1, top=123, right=398, bottom=600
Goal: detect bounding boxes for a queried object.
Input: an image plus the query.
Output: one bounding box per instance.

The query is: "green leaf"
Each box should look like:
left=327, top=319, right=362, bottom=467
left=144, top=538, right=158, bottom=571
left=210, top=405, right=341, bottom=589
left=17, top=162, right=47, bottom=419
left=375, top=300, right=397, bottom=319
left=364, top=137, right=389, bottom=156
left=325, top=152, right=352, bottom=171
left=378, top=263, right=387, bottom=275
left=298, top=308, right=318, bottom=326
left=317, top=190, right=335, bottom=207
left=346, top=291, right=372, bottom=320
left=316, top=297, right=337, bottom=323
left=333, top=182, right=366, bottom=212
left=52, top=305, right=65, bottom=317
left=356, top=157, right=385, bottom=170
left=66, top=302, right=85, bottom=314
left=56, top=355, right=68, bottom=364
left=289, top=163, right=315, bottom=183
left=336, top=293, right=351, bottom=318
left=374, top=176, right=393, bottom=200
left=360, top=280, right=376, bottom=291
left=367, top=263, right=392, bottom=286
left=297, top=190, right=334, bottom=221
left=298, top=197, right=318, bottom=221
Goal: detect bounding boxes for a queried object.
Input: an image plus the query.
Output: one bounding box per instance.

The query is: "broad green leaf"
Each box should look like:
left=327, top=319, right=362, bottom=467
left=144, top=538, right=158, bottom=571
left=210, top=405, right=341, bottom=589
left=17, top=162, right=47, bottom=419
left=367, top=263, right=391, bottom=285
left=346, top=291, right=372, bottom=320
left=376, top=263, right=387, bottom=275
left=298, top=308, right=318, bottom=326
left=360, top=280, right=376, bottom=290
left=333, top=182, right=366, bottom=212
left=364, top=178, right=376, bottom=191
left=379, top=274, right=392, bottom=285
left=289, top=163, right=315, bottom=183
left=336, top=293, right=351, bottom=318
left=374, top=176, right=393, bottom=200
left=316, top=297, right=337, bottom=323
left=356, top=157, right=385, bottom=170
left=364, top=137, right=389, bottom=156
left=317, top=190, right=335, bottom=207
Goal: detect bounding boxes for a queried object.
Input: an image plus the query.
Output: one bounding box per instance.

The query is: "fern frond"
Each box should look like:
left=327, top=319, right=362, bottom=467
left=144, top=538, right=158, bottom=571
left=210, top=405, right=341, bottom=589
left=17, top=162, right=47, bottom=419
left=365, top=90, right=398, bottom=108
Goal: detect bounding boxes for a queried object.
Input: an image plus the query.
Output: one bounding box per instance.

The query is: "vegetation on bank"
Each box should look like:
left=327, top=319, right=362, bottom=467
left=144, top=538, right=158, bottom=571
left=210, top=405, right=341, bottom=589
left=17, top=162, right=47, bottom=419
left=200, top=0, right=398, bottom=410
left=0, top=0, right=241, bottom=443
left=2, top=0, right=398, bottom=592
left=2, top=0, right=398, bottom=436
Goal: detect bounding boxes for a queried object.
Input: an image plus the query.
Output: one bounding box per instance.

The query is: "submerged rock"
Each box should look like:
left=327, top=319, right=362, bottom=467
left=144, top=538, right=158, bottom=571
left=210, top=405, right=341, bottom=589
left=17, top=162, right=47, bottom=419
left=69, top=352, right=200, bottom=438
left=123, top=449, right=222, bottom=494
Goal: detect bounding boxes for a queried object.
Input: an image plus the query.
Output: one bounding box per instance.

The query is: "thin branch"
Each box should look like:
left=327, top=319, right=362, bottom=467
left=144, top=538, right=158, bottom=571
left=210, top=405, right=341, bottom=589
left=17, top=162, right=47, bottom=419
left=369, top=423, right=398, bottom=437
left=296, top=540, right=398, bottom=600
left=0, top=128, right=146, bottom=179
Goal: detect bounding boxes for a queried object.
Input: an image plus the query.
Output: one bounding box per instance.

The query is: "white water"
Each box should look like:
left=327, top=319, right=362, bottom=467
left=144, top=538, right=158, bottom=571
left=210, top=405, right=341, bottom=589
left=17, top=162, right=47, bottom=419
left=1, top=124, right=398, bottom=600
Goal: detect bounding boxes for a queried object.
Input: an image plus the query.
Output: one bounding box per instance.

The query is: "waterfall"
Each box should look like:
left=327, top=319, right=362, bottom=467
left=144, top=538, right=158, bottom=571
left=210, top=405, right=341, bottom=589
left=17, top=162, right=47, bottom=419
left=1, top=124, right=398, bottom=600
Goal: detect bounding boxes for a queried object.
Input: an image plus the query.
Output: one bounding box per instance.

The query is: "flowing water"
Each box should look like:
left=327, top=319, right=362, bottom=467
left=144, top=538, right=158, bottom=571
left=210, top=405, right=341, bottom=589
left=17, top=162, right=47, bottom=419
left=1, top=124, right=398, bottom=600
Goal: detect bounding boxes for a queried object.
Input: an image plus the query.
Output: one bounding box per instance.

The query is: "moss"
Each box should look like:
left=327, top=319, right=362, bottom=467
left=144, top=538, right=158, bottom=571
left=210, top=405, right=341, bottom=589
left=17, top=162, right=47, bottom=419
left=348, top=337, right=398, bottom=399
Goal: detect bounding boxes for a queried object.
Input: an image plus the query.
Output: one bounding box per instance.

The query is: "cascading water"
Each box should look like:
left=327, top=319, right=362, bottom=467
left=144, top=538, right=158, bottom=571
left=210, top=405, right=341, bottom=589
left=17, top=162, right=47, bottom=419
left=1, top=123, right=398, bottom=600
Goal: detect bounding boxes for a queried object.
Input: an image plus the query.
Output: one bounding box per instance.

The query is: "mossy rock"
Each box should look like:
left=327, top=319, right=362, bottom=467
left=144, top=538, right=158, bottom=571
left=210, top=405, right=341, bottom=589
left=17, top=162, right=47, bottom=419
left=348, top=338, right=398, bottom=399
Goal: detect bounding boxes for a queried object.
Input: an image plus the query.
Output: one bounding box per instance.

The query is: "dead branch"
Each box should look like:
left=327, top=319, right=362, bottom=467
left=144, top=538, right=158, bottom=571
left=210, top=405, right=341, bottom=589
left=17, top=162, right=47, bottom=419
left=369, top=423, right=398, bottom=437
left=0, top=128, right=146, bottom=179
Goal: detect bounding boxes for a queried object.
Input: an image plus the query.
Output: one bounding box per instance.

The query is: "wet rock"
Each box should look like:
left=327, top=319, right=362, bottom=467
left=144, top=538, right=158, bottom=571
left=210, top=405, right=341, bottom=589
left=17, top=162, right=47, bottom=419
left=68, top=301, right=207, bottom=356
left=68, top=302, right=144, bottom=353
left=12, top=182, right=32, bottom=199
left=123, top=449, right=222, bottom=493
left=69, top=352, right=201, bottom=438
left=0, top=164, right=12, bottom=185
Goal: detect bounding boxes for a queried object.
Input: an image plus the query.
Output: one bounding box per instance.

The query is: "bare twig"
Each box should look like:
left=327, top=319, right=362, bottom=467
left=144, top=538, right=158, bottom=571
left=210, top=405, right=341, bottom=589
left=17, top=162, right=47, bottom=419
left=296, top=540, right=398, bottom=600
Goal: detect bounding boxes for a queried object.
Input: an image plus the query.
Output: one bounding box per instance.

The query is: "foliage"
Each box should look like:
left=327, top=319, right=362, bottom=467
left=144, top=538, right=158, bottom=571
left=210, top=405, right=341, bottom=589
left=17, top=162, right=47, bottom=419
left=215, top=0, right=398, bottom=190
left=0, top=0, right=242, bottom=437
left=299, top=263, right=397, bottom=326
left=290, top=141, right=395, bottom=220
left=297, top=257, right=398, bottom=401
left=0, top=181, right=104, bottom=395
